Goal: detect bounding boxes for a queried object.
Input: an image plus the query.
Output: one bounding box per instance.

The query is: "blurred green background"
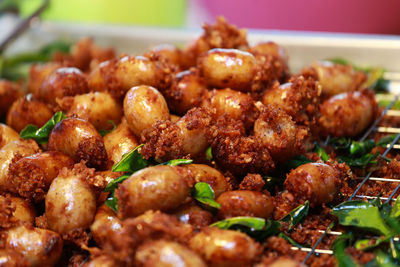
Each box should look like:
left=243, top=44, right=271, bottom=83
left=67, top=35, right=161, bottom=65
left=4, top=0, right=186, bottom=27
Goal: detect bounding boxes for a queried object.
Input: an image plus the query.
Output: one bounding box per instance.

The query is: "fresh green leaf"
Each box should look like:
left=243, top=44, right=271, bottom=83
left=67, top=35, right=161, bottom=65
left=99, top=120, right=116, bottom=137
left=338, top=153, right=379, bottom=167
left=278, top=232, right=308, bottom=248
left=355, top=236, right=390, bottom=251
left=350, top=140, right=375, bottom=157
left=328, top=58, right=351, bottom=66
left=280, top=201, right=310, bottom=230
left=332, top=233, right=359, bottom=267
left=20, top=111, right=67, bottom=144
left=332, top=200, right=392, bottom=236
left=159, top=159, right=193, bottom=166
left=192, top=182, right=221, bottom=210
left=390, top=196, right=400, bottom=219
left=105, top=192, right=118, bottom=213
left=111, top=144, right=148, bottom=173
left=205, top=146, right=213, bottom=161
left=313, top=142, right=329, bottom=161
left=210, top=216, right=281, bottom=241
left=104, top=174, right=131, bottom=193
left=285, top=155, right=313, bottom=170
left=329, top=137, right=352, bottom=151
left=376, top=250, right=397, bottom=267
left=377, top=135, right=398, bottom=147
left=210, top=216, right=266, bottom=230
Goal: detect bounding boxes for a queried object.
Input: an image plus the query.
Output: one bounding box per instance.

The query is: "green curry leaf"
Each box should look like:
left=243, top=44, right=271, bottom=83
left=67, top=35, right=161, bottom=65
left=192, top=182, right=221, bottom=210
left=20, top=111, right=67, bottom=144
left=331, top=200, right=392, bottom=236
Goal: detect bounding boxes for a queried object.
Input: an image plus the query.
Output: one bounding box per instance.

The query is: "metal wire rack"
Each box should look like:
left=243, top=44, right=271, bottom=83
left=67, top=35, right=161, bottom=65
left=294, top=86, right=400, bottom=264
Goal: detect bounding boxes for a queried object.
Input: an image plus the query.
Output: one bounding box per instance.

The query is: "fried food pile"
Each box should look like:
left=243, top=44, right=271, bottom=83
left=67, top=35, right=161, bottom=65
left=0, top=17, right=393, bottom=267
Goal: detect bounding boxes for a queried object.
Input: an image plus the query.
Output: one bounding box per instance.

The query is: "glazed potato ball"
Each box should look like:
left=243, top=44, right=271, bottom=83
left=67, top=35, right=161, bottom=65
left=3, top=225, right=63, bottom=267
left=166, top=69, right=207, bottom=115
left=27, top=62, right=62, bottom=97
left=45, top=164, right=97, bottom=234
left=48, top=117, right=108, bottom=169
left=284, top=162, right=340, bottom=206
left=90, top=204, right=122, bottom=247
left=116, top=165, right=193, bottom=219
left=202, top=88, right=256, bottom=128
left=0, top=123, right=19, bottom=149
left=6, top=96, right=53, bottom=133
left=113, top=55, right=169, bottom=93
left=189, top=227, right=261, bottom=267
left=8, top=151, right=74, bottom=202
left=0, top=139, right=40, bottom=192
left=103, top=118, right=139, bottom=168
left=198, top=48, right=256, bottom=91
left=123, top=85, right=170, bottom=137
left=216, top=190, right=274, bottom=219
left=38, top=67, right=89, bottom=106
left=303, top=61, right=366, bottom=97
left=319, top=89, right=377, bottom=137
left=135, top=240, right=207, bottom=267
left=58, top=92, right=122, bottom=131
left=0, top=80, right=22, bottom=117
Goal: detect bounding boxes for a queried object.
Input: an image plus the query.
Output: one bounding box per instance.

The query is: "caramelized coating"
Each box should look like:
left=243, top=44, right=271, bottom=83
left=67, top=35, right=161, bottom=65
left=135, top=240, right=207, bottom=267
left=202, top=88, right=257, bottom=129
left=254, top=104, right=309, bottom=162
left=90, top=204, right=122, bottom=247
left=189, top=227, right=261, bottom=267
left=198, top=48, right=256, bottom=91
left=58, top=92, right=122, bottom=131
left=8, top=151, right=74, bottom=202
left=104, top=118, right=139, bottom=168
left=146, top=44, right=183, bottom=67
left=2, top=195, right=36, bottom=224
left=102, top=210, right=194, bottom=266
left=124, top=85, right=170, bottom=137
left=182, top=16, right=248, bottom=68
left=239, top=173, right=266, bottom=191
left=284, top=162, right=341, bottom=206
left=38, top=67, right=89, bottom=106
left=0, top=80, right=22, bottom=117
left=113, top=55, right=173, bottom=95
left=0, top=123, right=19, bottom=149
left=27, top=62, right=62, bottom=97
left=0, top=139, right=40, bottom=192
left=174, top=202, right=214, bottom=228
left=0, top=249, right=29, bottom=267
left=208, top=117, right=274, bottom=176
left=302, top=61, right=366, bottom=97
left=45, top=163, right=97, bottom=234
left=86, top=59, right=117, bottom=94
left=181, top=164, right=229, bottom=197
left=3, top=225, right=63, bottom=267
left=48, top=117, right=108, bottom=169
left=116, top=165, right=194, bottom=219
left=262, top=76, right=321, bottom=126
left=249, top=42, right=288, bottom=67
left=319, top=89, right=377, bottom=137
left=6, top=96, right=53, bottom=133
left=67, top=37, right=115, bottom=71
left=141, top=107, right=211, bottom=161
left=164, top=69, right=207, bottom=115
left=217, top=190, right=273, bottom=219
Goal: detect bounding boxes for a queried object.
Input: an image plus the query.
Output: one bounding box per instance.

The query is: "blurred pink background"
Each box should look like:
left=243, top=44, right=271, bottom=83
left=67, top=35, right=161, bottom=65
left=188, top=0, right=400, bottom=35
